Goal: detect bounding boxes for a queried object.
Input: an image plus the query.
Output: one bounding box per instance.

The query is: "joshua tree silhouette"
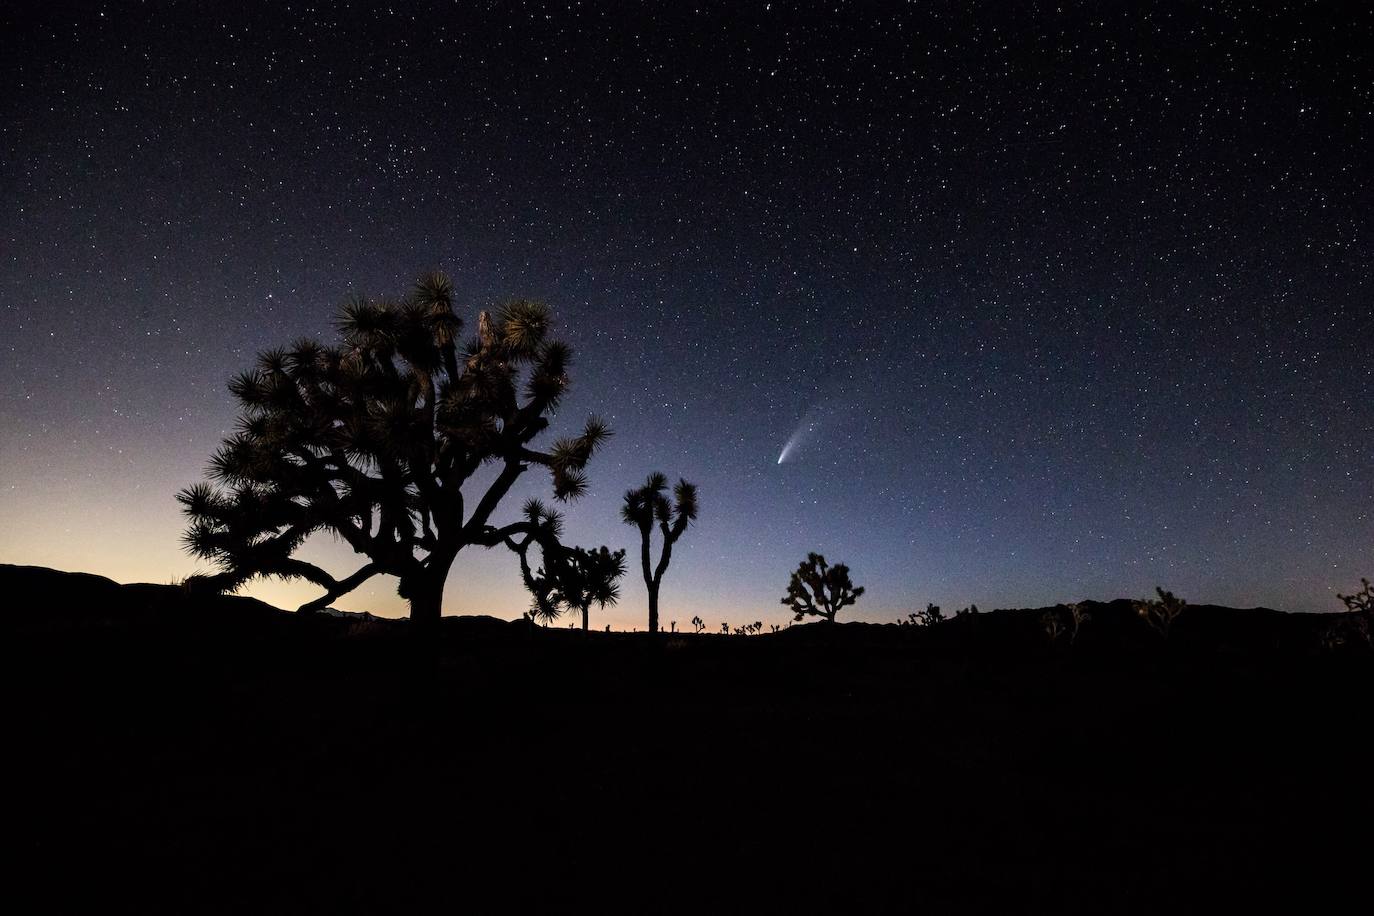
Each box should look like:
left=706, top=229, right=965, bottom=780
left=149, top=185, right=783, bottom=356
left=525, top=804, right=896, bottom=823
left=1338, top=578, right=1373, bottom=614
left=1134, top=587, right=1187, bottom=639
left=557, top=545, right=627, bottom=630
left=511, top=521, right=625, bottom=630
left=177, top=272, right=609, bottom=635
left=505, top=498, right=574, bottom=625
left=782, top=552, right=864, bottom=623
left=621, top=472, right=698, bottom=634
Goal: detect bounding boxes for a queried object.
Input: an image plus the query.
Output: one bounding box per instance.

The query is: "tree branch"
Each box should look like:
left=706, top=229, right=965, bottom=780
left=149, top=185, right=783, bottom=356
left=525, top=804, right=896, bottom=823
left=296, top=562, right=382, bottom=614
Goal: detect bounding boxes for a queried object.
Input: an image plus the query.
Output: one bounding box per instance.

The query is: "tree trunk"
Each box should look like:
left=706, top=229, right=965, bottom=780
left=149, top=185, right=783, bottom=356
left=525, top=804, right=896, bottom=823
left=581, top=605, right=589, bottom=632
left=648, top=585, right=659, bottom=634
left=407, top=575, right=445, bottom=642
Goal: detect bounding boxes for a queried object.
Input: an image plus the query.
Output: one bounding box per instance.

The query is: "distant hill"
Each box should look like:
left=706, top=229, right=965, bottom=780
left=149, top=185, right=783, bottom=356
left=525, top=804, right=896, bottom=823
left=0, top=563, right=290, bottom=631
left=1, top=563, right=1354, bottom=655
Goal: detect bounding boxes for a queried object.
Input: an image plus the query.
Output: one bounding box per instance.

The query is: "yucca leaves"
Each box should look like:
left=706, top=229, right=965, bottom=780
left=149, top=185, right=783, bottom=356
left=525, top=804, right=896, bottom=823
left=672, top=479, right=699, bottom=523
left=552, top=467, right=589, bottom=501
left=496, top=299, right=550, bottom=357
left=412, top=270, right=454, bottom=311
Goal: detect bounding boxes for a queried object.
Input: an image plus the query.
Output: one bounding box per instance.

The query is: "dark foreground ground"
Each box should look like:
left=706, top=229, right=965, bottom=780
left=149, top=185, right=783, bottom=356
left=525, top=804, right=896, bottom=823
left=5, top=564, right=1373, bottom=913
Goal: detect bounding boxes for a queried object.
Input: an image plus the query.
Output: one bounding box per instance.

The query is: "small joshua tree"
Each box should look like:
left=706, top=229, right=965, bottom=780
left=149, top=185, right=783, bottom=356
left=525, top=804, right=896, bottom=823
left=621, top=472, right=699, bottom=634
left=1065, top=602, right=1090, bottom=642
left=691, top=615, right=705, bottom=634
left=899, top=604, right=942, bottom=627
left=1337, top=578, right=1373, bottom=614
left=1324, top=579, right=1374, bottom=651
left=558, top=545, right=627, bottom=631
left=1134, top=587, right=1187, bottom=639
left=782, top=553, right=865, bottom=623
left=1044, top=602, right=1091, bottom=646
left=1041, top=610, right=1064, bottom=645
left=505, top=501, right=625, bottom=630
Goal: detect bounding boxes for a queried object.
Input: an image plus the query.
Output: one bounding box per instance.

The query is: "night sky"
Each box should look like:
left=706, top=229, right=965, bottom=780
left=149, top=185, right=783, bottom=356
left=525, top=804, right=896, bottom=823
left=2, top=2, right=1371, bottom=627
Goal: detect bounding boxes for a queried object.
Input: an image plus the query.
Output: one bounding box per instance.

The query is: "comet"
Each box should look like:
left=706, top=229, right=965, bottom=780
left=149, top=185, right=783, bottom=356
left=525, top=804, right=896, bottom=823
left=776, top=402, right=832, bottom=465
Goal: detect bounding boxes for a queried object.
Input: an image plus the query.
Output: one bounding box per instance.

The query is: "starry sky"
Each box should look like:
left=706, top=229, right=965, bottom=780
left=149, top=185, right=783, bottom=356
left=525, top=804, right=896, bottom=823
left=2, top=1, right=1371, bottom=627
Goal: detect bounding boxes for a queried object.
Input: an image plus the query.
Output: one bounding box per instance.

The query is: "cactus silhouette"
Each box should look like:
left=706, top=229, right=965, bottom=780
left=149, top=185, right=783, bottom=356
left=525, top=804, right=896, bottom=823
left=621, top=472, right=698, bottom=634
left=782, top=552, right=865, bottom=623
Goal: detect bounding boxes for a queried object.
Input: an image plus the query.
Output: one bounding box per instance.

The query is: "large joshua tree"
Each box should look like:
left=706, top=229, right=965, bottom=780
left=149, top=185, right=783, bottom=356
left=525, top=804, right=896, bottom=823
left=621, top=472, right=698, bottom=634
left=177, top=272, right=609, bottom=634
left=782, top=552, right=864, bottom=623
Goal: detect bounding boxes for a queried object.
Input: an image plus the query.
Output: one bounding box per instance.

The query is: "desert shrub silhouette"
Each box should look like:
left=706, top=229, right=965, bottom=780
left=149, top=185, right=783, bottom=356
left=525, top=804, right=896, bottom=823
left=782, top=553, right=864, bottom=623
left=177, top=272, right=609, bottom=633
left=1134, top=587, right=1187, bottom=639
left=899, top=603, right=943, bottom=627
left=1043, top=602, right=1091, bottom=646
left=621, top=472, right=698, bottom=633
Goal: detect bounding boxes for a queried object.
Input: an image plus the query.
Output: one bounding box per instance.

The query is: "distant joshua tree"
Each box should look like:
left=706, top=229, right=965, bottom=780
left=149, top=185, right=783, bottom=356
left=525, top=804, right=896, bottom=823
left=1043, top=601, right=1091, bottom=646
left=1134, top=587, right=1187, bottom=639
left=782, top=553, right=864, bottom=623
left=1041, top=610, right=1064, bottom=644
left=691, top=615, right=706, bottom=634
left=1338, top=578, right=1373, bottom=614
left=177, top=272, right=609, bottom=637
left=621, top=472, right=699, bottom=634
left=1324, top=579, right=1374, bottom=651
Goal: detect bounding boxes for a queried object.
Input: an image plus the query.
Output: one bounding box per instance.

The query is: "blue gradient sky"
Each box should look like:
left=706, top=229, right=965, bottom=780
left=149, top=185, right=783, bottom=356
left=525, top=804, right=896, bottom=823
left=2, top=3, right=1371, bottom=625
